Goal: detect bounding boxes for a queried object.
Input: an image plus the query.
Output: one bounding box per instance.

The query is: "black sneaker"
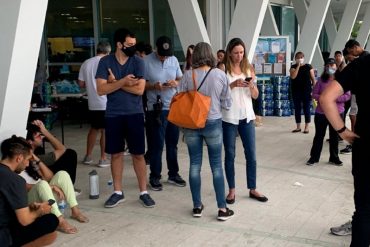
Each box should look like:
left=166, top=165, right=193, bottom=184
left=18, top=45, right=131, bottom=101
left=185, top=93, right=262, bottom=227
left=168, top=175, right=186, bottom=187
left=329, top=159, right=343, bottom=166
left=149, top=178, right=163, bottom=191
left=306, top=158, right=318, bottom=166
left=139, top=193, right=155, bottom=208
left=340, top=145, right=352, bottom=154
left=217, top=208, right=234, bottom=221
left=104, top=192, right=125, bottom=208
left=192, top=205, right=204, bottom=217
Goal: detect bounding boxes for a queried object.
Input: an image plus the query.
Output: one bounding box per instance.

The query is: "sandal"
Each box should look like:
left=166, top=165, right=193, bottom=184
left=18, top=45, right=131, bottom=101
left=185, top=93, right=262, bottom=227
left=71, top=214, right=89, bottom=223
left=292, top=129, right=301, bottom=133
left=303, top=130, right=309, bottom=134
left=58, top=220, right=78, bottom=234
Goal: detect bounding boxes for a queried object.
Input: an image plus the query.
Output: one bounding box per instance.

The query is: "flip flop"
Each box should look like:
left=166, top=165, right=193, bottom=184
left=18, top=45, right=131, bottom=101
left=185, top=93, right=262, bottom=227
left=291, top=129, right=301, bottom=133
left=71, top=214, right=89, bottom=223
left=303, top=130, right=309, bottom=134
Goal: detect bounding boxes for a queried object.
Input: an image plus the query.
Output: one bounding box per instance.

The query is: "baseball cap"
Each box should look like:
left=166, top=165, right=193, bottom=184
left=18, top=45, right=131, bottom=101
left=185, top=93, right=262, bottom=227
left=156, top=36, right=173, bottom=56
left=325, top=58, right=335, bottom=65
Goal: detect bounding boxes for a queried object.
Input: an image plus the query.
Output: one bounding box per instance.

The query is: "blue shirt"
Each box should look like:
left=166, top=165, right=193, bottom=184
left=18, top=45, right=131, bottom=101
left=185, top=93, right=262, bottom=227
left=144, top=53, right=183, bottom=110
left=96, top=54, right=145, bottom=116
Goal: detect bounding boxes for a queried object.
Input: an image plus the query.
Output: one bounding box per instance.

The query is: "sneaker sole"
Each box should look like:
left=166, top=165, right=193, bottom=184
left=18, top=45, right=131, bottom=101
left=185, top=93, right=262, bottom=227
left=193, top=214, right=202, bottom=217
left=104, top=198, right=126, bottom=208
left=217, top=214, right=234, bottom=221
left=328, top=161, right=343, bottom=166
left=83, top=161, right=93, bottom=165
left=340, top=152, right=351, bottom=155
left=97, top=164, right=111, bottom=168
left=140, top=200, right=155, bottom=208
left=167, top=180, right=186, bottom=187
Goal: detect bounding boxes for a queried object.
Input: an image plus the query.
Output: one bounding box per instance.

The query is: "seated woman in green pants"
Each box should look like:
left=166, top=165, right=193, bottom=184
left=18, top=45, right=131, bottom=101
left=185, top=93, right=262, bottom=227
left=19, top=153, right=89, bottom=234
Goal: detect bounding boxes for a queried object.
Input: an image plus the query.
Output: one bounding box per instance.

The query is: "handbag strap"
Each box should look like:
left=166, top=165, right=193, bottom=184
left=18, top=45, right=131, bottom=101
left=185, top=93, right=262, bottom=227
left=192, top=68, right=213, bottom=91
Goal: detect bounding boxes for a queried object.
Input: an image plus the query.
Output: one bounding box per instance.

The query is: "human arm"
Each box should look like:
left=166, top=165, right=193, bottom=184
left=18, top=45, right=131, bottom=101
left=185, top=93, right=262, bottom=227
left=15, top=202, right=52, bottom=226
left=320, top=80, right=359, bottom=143
left=31, top=120, right=66, bottom=159
left=312, top=80, right=321, bottom=101
left=78, top=80, right=86, bottom=88
left=32, top=153, right=54, bottom=182
left=289, top=64, right=300, bottom=79
left=336, top=90, right=351, bottom=103
left=309, top=68, right=316, bottom=86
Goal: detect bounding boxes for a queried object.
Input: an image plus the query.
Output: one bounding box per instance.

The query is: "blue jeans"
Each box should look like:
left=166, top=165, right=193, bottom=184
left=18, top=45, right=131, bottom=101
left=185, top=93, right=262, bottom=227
left=146, top=110, right=179, bottom=179
left=183, top=119, right=226, bottom=209
left=223, top=119, right=257, bottom=190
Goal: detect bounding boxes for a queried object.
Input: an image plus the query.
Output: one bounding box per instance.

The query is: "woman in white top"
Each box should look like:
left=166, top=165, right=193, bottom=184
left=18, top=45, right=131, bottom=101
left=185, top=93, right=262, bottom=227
left=222, top=38, right=268, bottom=204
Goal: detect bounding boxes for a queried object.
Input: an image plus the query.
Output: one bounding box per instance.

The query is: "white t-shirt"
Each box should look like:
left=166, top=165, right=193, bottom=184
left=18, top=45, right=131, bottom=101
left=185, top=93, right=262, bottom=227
left=222, top=71, right=256, bottom=124
left=19, top=171, right=40, bottom=184
left=78, top=55, right=107, bottom=111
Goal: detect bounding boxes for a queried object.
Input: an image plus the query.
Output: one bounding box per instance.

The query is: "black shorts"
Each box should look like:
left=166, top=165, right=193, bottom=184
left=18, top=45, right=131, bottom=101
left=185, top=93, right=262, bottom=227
left=89, top=110, right=106, bottom=129
left=105, top=114, right=145, bottom=155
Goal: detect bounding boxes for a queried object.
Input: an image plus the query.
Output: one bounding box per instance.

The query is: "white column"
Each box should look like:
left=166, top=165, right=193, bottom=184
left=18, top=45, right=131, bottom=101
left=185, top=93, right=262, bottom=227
left=330, top=0, right=362, bottom=57
left=294, top=0, right=331, bottom=64
left=261, top=4, right=280, bottom=36
left=207, top=0, right=223, bottom=50
left=227, top=0, right=269, bottom=62
left=357, top=3, right=370, bottom=47
left=167, top=0, right=210, bottom=55
left=0, top=0, right=48, bottom=143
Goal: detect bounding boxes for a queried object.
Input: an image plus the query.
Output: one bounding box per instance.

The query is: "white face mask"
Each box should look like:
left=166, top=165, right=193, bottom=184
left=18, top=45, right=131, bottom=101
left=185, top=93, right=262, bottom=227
left=296, top=58, right=304, bottom=64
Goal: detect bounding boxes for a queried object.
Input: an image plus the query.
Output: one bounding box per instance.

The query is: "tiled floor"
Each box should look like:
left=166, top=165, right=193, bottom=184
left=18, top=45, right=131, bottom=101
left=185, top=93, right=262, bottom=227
left=49, top=116, right=352, bottom=247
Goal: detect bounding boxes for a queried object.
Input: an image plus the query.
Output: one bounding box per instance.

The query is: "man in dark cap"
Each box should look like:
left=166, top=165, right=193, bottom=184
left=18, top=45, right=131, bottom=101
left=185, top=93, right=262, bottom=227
left=143, top=36, right=186, bottom=191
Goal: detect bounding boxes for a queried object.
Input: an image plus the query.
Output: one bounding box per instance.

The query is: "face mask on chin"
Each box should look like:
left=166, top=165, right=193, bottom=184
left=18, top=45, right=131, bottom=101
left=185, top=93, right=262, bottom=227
left=121, top=44, right=136, bottom=57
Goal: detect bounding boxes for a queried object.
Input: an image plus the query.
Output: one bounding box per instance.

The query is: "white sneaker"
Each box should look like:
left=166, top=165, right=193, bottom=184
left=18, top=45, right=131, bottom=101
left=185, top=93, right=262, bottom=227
left=98, top=159, right=111, bottom=168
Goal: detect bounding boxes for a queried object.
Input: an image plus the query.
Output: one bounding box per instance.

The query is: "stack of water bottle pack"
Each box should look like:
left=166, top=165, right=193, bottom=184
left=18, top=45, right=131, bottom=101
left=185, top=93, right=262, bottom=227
left=258, top=79, right=274, bottom=116
left=272, top=76, right=292, bottom=117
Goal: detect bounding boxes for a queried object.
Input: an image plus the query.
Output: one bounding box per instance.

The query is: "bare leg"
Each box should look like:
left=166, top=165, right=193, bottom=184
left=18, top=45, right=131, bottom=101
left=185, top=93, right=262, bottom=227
left=226, top=188, right=235, bottom=200
left=86, top=128, right=98, bottom=157
left=99, top=129, right=107, bottom=160
left=304, top=123, right=309, bottom=132
left=71, top=206, right=89, bottom=223
left=111, top=153, right=124, bottom=191
left=131, top=154, right=147, bottom=192
left=349, top=114, right=356, bottom=132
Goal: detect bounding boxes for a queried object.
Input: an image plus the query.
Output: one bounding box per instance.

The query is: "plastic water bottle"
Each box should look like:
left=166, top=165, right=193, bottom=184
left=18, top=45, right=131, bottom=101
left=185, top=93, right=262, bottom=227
left=89, top=170, right=99, bottom=199
left=58, top=199, right=66, bottom=215
left=107, top=178, right=113, bottom=192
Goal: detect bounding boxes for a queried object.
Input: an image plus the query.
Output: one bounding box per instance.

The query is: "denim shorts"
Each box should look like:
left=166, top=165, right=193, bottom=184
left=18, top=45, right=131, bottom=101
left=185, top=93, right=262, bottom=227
left=105, top=114, right=145, bottom=155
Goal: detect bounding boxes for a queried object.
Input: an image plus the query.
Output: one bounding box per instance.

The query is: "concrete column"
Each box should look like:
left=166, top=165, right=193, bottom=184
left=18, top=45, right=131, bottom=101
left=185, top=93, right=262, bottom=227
left=324, top=8, right=338, bottom=50
left=227, top=0, right=269, bottom=62
left=294, top=0, right=331, bottom=64
left=357, top=3, right=370, bottom=47
left=261, top=4, right=280, bottom=36
left=167, top=0, right=210, bottom=55
left=0, top=0, right=48, bottom=143
left=330, top=0, right=362, bottom=57
left=207, top=0, right=223, bottom=50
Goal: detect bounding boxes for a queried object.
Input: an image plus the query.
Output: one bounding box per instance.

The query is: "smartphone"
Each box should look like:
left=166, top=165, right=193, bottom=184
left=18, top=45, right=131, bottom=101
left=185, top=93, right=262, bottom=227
left=133, top=75, right=143, bottom=79
left=162, top=82, right=171, bottom=87
left=48, top=199, right=55, bottom=206
left=245, top=77, right=252, bottom=82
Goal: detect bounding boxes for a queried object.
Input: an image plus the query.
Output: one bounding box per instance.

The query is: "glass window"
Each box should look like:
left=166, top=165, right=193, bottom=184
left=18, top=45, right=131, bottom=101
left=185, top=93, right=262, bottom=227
left=99, top=0, right=149, bottom=47
left=46, top=0, right=94, bottom=63
left=152, top=0, right=184, bottom=61
left=281, top=6, right=297, bottom=58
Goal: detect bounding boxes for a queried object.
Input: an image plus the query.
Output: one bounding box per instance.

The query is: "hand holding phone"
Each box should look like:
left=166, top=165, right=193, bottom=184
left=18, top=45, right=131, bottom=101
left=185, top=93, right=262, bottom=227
left=133, top=75, right=143, bottom=79
left=162, top=82, right=171, bottom=87
left=245, top=77, right=252, bottom=82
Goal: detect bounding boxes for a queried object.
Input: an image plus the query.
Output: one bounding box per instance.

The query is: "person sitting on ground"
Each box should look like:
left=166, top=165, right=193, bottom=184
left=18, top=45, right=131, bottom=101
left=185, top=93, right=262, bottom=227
left=20, top=152, right=89, bottom=234
left=26, top=120, right=78, bottom=186
left=0, top=135, right=58, bottom=246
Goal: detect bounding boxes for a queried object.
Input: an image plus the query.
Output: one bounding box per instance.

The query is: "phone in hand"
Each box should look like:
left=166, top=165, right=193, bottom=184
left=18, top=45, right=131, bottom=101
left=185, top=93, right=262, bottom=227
left=48, top=199, right=55, bottom=206
left=245, top=77, right=252, bottom=82
left=162, top=82, right=171, bottom=87
left=133, top=75, right=143, bottom=79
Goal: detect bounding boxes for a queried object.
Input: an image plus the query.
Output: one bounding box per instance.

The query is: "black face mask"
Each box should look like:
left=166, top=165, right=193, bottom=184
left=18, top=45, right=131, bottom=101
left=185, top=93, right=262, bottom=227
left=121, top=44, right=136, bottom=57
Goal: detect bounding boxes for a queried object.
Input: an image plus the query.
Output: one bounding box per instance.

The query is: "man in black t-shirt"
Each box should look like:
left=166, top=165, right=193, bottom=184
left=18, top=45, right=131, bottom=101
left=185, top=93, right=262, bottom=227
left=320, top=41, right=370, bottom=246
left=0, top=135, right=58, bottom=246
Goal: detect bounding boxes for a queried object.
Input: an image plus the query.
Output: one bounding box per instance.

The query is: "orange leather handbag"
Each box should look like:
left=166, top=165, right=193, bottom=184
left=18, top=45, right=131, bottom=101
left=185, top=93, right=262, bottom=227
left=168, top=68, right=213, bottom=129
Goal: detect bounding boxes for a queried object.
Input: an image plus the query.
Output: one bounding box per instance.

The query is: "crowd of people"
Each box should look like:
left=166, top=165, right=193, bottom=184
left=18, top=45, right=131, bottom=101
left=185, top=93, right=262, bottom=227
left=0, top=25, right=368, bottom=245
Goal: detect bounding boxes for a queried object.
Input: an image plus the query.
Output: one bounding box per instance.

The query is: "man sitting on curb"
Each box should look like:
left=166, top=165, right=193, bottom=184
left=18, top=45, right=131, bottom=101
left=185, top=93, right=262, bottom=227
left=0, top=135, right=58, bottom=246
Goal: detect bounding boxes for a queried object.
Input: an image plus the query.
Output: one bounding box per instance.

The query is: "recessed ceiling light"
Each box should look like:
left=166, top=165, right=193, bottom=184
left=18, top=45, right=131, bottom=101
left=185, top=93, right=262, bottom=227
left=75, top=6, right=86, bottom=9
left=61, top=13, right=71, bottom=16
